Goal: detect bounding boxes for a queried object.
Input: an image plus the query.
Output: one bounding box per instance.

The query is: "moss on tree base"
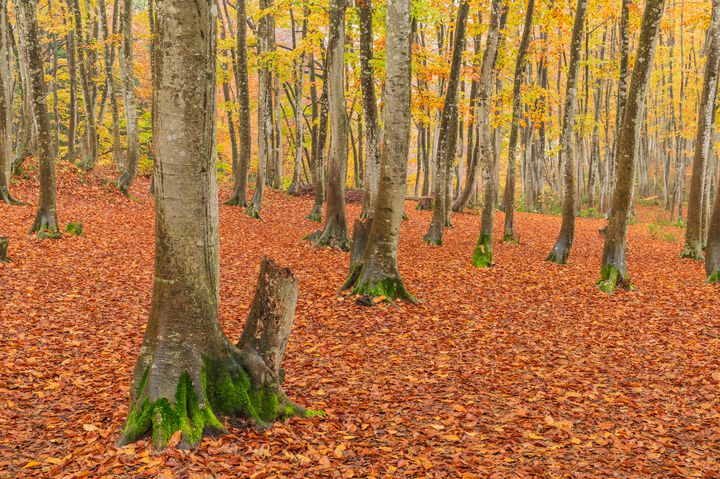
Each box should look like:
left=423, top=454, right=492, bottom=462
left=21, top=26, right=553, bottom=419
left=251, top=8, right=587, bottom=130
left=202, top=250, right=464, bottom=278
left=597, top=264, right=631, bottom=294
left=305, top=229, right=350, bottom=251
left=707, top=270, right=720, bottom=283
left=680, top=243, right=704, bottom=260
left=471, top=234, right=493, bottom=268
left=355, top=276, right=417, bottom=304
left=224, top=195, right=247, bottom=207
left=306, top=210, right=322, bottom=222
left=119, top=358, right=311, bottom=450
left=245, top=204, right=262, bottom=219
left=502, top=233, right=519, bottom=244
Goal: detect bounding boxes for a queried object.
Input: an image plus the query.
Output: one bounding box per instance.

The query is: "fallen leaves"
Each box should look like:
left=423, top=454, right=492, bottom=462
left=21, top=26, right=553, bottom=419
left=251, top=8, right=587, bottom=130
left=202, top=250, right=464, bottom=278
left=1, top=164, right=720, bottom=478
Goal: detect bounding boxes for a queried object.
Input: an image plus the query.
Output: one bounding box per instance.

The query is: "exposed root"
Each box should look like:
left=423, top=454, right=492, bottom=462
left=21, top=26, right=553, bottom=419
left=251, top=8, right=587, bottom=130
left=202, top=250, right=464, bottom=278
left=305, top=227, right=350, bottom=251
left=245, top=203, right=262, bottom=220
left=224, top=194, right=248, bottom=207
left=502, top=233, right=519, bottom=244
left=306, top=205, right=322, bottom=222
left=423, top=222, right=443, bottom=246
left=597, top=264, right=631, bottom=294
left=680, top=243, right=704, bottom=260
left=0, top=186, right=25, bottom=205
left=352, top=275, right=417, bottom=305
left=547, top=238, right=571, bottom=265
left=471, top=233, right=493, bottom=268
left=30, top=209, right=61, bottom=239
left=115, top=172, right=133, bottom=195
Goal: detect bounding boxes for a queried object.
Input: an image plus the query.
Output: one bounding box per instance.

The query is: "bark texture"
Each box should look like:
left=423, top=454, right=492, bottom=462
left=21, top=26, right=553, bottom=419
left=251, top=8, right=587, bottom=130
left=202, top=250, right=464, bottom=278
left=308, top=0, right=349, bottom=250
left=599, top=0, right=665, bottom=293
left=342, top=0, right=415, bottom=303
left=547, top=0, right=588, bottom=264
left=681, top=0, right=720, bottom=259
left=116, top=0, right=139, bottom=194
left=118, top=0, right=305, bottom=448
left=18, top=0, right=59, bottom=236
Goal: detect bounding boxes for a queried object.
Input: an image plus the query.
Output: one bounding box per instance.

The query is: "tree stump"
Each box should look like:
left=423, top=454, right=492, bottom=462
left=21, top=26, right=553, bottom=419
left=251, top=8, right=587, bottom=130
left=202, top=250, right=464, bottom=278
left=0, top=237, right=10, bottom=263
left=238, top=257, right=300, bottom=386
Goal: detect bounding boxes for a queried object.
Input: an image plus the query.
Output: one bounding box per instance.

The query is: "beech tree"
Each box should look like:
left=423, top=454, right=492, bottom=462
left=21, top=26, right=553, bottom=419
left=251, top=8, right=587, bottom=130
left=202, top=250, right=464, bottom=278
left=0, top=0, right=18, bottom=205
left=681, top=0, right=720, bottom=260
left=358, top=0, right=380, bottom=218
left=598, top=0, right=666, bottom=293
left=226, top=0, right=251, bottom=207
left=546, top=0, right=588, bottom=264
left=423, top=0, right=469, bottom=246
left=342, top=0, right=414, bottom=303
left=470, top=0, right=506, bottom=267
left=308, top=0, right=349, bottom=250
left=116, top=0, right=139, bottom=194
left=501, top=0, right=534, bottom=242
left=18, top=0, right=59, bottom=236
left=117, top=0, right=307, bottom=449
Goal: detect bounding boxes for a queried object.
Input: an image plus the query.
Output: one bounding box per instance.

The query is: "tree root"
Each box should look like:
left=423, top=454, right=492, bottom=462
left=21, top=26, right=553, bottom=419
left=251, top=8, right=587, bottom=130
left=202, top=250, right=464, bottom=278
left=306, top=226, right=350, bottom=251
left=0, top=186, right=25, bottom=205
left=306, top=205, right=322, bottom=222
left=547, top=238, right=571, bottom=265
left=471, top=233, right=493, bottom=268
left=224, top=193, right=248, bottom=207
left=30, top=209, right=61, bottom=239
left=0, top=237, right=11, bottom=263
left=245, top=203, right=262, bottom=219
left=597, top=264, right=631, bottom=294
left=680, top=243, right=704, bottom=260
left=423, top=222, right=443, bottom=246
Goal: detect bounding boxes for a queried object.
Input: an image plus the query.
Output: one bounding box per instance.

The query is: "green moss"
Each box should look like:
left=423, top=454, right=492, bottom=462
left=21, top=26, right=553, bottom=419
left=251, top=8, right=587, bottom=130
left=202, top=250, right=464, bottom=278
left=65, top=222, right=84, bottom=236
left=471, top=233, right=492, bottom=268
left=352, top=275, right=418, bottom=304
left=245, top=205, right=261, bottom=219
left=707, top=270, right=720, bottom=283
left=305, top=229, right=350, bottom=251
left=37, top=229, right=62, bottom=240
left=502, top=233, right=519, bottom=244
left=597, top=264, right=631, bottom=294
left=119, top=359, right=311, bottom=449
left=119, top=370, right=224, bottom=449
left=306, top=210, right=322, bottom=222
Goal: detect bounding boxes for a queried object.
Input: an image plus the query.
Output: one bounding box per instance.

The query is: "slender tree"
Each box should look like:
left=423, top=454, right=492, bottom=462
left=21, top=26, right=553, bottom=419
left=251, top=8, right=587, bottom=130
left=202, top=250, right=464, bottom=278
left=598, top=0, right=666, bottom=293
left=18, top=0, right=59, bottom=236
left=681, top=0, right=720, bottom=259
left=423, top=0, right=470, bottom=246
left=117, top=0, right=307, bottom=449
left=288, top=7, right=308, bottom=196
left=471, top=0, right=506, bottom=267
left=226, top=0, right=251, bottom=207
left=341, top=0, right=415, bottom=303
left=502, top=0, right=534, bottom=242
left=308, top=0, right=350, bottom=250
left=247, top=0, right=274, bottom=217
left=116, top=0, right=139, bottom=194
left=0, top=0, right=20, bottom=204
left=358, top=0, right=380, bottom=218
left=546, top=0, right=589, bottom=264
left=306, top=61, right=328, bottom=221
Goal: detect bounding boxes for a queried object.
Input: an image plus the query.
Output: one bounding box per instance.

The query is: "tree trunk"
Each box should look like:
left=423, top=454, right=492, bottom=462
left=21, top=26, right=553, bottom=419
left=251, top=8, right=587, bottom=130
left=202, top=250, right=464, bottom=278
left=454, top=4, right=503, bottom=213
left=546, top=0, right=588, bottom=264
left=307, top=59, right=328, bottom=222
left=226, top=0, right=251, bottom=207
left=599, top=0, right=665, bottom=293
left=69, top=0, right=99, bottom=170
left=247, top=0, right=274, bottom=218
left=117, top=0, right=305, bottom=448
left=18, top=0, right=60, bottom=236
left=116, top=0, right=139, bottom=194
left=288, top=9, right=308, bottom=196
left=308, top=0, right=349, bottom=250
left=682, top=0, right=720, bottom=259
left=423, top=0, right=470, bottom=246
left=0, top=0, right=20, bottom=205
left=341, top=0, right=415, bottom=303
left=502, top=0, right=534, bottom=242
left=358, top=0, right=380, bottom=218
left=471, top=1, right=506, bottom=267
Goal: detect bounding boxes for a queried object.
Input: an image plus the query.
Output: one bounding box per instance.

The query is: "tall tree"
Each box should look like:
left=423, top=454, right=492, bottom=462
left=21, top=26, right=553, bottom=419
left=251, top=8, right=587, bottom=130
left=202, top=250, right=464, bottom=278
left=341, top=0, right=415, bottom=303
left=546, top=0, right=589, bottom=264
left=247, top=0, right=274, bottom=218
left=358, top=0, right=380, bottom=218
left=308, top=0, right=350, bottom=250
left=288, top=6, right=308, bottom=196
left=598, top=0, right=666, bottom=293
left=681, top=0, right=720, bottom=259
left=69, top=0, right=99, bottom=170
left=115, top=0, right=139, bottom=194
left=423, top=0, right=470, bottom=246
left=117, top=0, right=306, bottom=449
left=18, top=0, right=59, bottom=235
left=471, top=0, right=506, bottom=267
left=226, top=0, right=251, bottom=207
left=502, top=0, right=534, bottom=242
left=0, top=0, right=19, bottom=204
left=306, top=58, right=328, bottom=222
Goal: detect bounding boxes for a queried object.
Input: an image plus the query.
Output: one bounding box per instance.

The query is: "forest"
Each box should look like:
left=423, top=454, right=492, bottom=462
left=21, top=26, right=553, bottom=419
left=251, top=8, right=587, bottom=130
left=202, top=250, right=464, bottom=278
left=1, top=0, right=720, bottom=477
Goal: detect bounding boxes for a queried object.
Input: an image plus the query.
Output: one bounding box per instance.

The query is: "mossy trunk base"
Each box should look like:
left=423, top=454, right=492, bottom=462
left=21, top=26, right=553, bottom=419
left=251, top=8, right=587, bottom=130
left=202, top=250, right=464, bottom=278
left=597, top=264, right=631, bottom=294
left=0, top=237, right=11, bottom=263
left=471, top=234, right=493, bottom=268
left=0, top=186, right=24, bottom=205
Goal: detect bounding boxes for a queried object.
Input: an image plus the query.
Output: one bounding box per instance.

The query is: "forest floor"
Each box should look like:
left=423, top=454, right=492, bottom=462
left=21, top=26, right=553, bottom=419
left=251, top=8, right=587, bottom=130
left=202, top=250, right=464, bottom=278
left=1, top=162, right=720, bottom=479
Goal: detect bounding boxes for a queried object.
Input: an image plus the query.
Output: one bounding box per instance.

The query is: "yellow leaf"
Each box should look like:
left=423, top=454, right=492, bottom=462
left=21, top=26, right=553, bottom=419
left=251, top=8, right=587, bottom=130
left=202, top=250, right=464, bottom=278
left=45, top=458, right=64, bottom=465
left=23, top=461, right=41, bottom=469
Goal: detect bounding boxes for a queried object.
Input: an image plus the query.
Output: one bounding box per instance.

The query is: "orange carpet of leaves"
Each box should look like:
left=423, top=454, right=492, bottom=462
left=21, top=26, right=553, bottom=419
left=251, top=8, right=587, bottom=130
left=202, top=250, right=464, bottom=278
left=1, top=163, right=720, bottom=479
